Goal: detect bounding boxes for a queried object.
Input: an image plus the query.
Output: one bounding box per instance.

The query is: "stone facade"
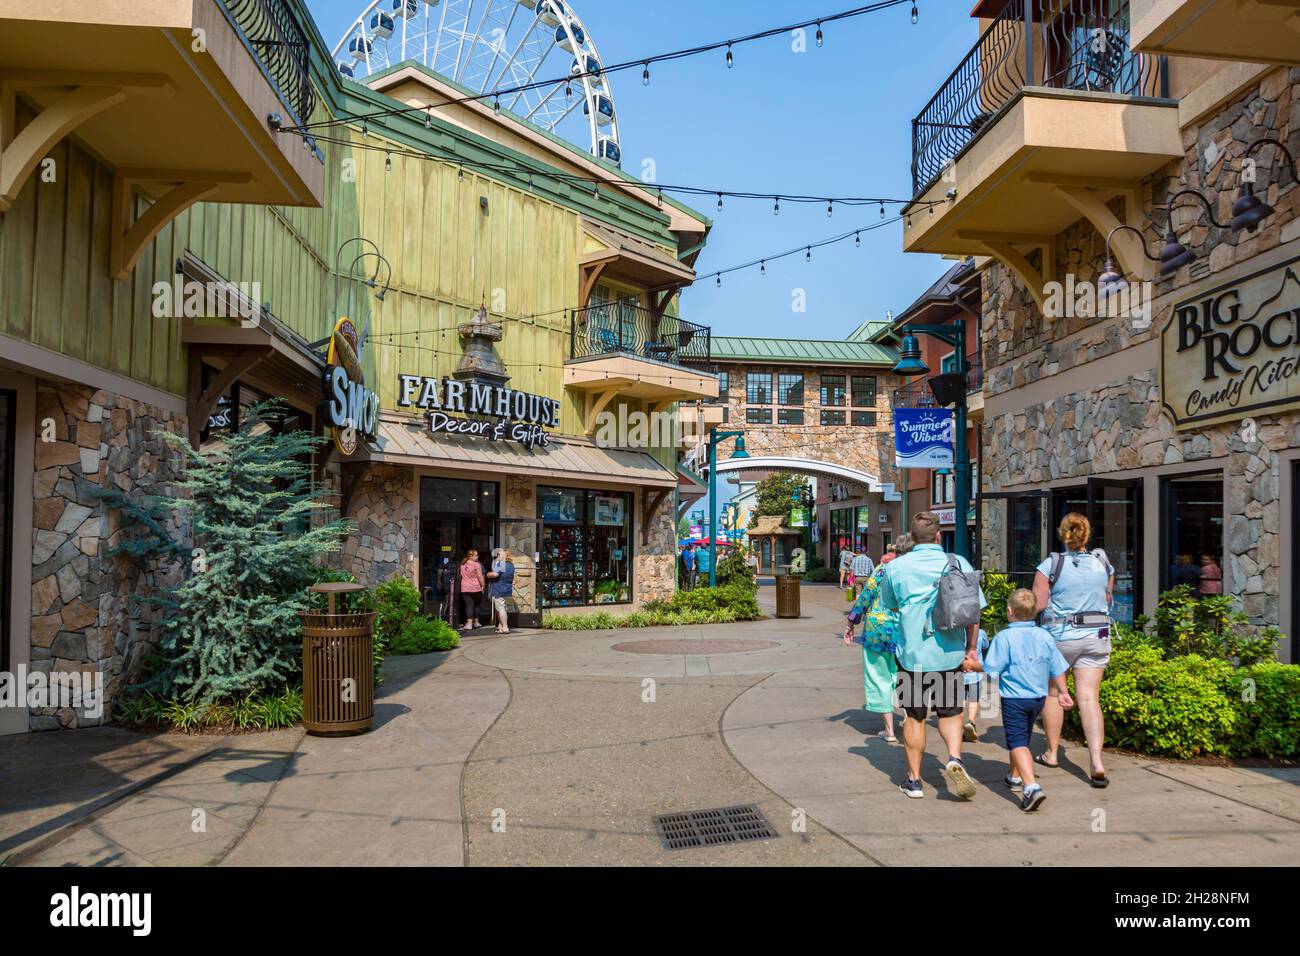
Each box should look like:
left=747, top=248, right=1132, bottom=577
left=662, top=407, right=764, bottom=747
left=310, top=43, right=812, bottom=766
left=29, top=382, right=188, bottom=730
left=979, top=66, right=1299, bottom=629
left=341, top=465, right=418, bottom=587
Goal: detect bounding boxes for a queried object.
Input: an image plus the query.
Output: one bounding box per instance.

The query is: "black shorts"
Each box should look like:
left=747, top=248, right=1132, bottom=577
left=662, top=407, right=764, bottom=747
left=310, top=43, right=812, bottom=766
left=895, top=667, right=965, bottom=720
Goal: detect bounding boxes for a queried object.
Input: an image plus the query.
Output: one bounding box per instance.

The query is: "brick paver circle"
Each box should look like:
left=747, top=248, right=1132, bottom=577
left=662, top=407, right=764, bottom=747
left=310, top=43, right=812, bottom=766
left=610, top=638, right=781, bottom=655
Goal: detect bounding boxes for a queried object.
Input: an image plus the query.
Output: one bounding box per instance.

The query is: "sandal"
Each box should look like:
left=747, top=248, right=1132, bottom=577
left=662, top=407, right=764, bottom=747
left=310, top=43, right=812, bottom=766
left=1089, top=772, right=1110, bottom=788
left=1034, top=753, right=1060, bottom=769
left=877, top=729, right=898, bottom=744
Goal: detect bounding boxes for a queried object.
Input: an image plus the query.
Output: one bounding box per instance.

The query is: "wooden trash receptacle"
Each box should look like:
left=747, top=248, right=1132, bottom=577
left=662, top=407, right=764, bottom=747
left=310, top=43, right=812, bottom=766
left=300, top=582, right=375, bottom=736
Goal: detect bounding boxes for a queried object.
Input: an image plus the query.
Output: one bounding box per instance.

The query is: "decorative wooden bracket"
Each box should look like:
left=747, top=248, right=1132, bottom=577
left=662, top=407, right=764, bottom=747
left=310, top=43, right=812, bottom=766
left=187, top=345, right=272, bottom=449
left=956, top=231, right=1054, bottom=314
left=111, top=168, right=251, bottom=280
left=641, top=487, right=671, bottom=546
left=578, top=259, right=609, bottom=309
left=1049, top=183, right=1148, bottom=284
left=0, top=70, right=170, bottom=212
left=583, top=387, right=621, bottom=436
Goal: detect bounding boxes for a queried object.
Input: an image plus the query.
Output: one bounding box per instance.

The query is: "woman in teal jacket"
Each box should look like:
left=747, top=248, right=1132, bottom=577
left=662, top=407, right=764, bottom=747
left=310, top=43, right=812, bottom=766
left=842, top=534, right=912, bottom=743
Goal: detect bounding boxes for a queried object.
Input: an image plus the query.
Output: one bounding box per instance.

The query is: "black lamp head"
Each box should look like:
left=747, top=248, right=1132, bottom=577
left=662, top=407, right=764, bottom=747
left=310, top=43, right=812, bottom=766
left=1230, top=182, right=1275, bottom=234
left=1098, top=258, right=1129, bottom=296
left=1159, top=231, right=1195, bottom=276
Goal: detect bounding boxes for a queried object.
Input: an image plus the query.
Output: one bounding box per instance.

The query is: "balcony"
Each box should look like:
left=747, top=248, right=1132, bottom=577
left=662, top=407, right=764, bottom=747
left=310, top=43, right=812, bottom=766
left=0, top=0, right=324, bottom=278
left=565, top=303, right=718, bottom=432
left=891, top=357, right=984, bottom=417
left=1131, top=0, right=1300, bottom=66
left=905, top=0, right=1183, bottom=312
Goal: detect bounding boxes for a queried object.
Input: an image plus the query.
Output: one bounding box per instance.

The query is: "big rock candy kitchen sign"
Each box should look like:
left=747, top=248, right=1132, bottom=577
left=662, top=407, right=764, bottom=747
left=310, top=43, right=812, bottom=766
left=1162, top=253, right=1300, bottom=429
left=397, top=374, right=558, bottom=450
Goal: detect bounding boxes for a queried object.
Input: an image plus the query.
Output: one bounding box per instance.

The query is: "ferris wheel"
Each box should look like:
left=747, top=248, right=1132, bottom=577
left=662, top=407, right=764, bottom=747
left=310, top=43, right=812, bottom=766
left=333, top=0, right=622, bottom=166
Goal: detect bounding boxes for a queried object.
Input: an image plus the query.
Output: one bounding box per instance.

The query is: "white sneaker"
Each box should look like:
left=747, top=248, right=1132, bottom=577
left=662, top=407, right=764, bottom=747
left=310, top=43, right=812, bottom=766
left=942, top=758, right=977, bottom=800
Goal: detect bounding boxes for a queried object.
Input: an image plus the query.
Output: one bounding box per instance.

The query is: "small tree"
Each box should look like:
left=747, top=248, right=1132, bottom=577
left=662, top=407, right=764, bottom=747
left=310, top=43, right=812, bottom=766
left=149, top=401, right=353, bottom=704
left=747, top=473, right=807, bottom=530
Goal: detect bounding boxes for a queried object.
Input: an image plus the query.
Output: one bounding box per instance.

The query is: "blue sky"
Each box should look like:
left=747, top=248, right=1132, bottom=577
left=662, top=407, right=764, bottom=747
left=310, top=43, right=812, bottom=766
left=306, top=1, right=979, bottom=340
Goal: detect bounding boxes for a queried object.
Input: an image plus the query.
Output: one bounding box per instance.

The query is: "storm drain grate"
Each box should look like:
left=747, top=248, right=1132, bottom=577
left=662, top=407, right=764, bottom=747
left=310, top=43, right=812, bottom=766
left=652, top=804, right=778, bottom=850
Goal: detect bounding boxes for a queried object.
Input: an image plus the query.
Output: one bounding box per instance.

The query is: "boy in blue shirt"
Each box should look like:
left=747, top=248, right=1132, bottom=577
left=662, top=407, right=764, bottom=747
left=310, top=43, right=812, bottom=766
left=966, top=589, right=1073, bottom=812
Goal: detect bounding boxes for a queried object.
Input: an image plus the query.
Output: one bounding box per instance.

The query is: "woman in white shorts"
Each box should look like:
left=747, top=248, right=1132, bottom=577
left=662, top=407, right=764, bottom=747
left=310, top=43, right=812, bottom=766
left=1032, top=512, right=1114, bottom=788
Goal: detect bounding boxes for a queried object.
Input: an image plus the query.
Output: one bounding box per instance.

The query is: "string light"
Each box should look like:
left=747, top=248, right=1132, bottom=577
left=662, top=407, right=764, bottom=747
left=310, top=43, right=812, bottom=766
left=855, top=232, right=861, bottom=247
left=458, top=166, right=464, bottom=182
left=493, top=95, right=501, bottom=115
left=879, top=202, right=885, bottom=218
left=912, top=3, right=919, bottom=24
left=805, top=247, right=812, bottom=262
left=385, top=152, right=392, bottom=172
left=717, top=193, right=723, bottom=212
left=289, top=2, right=919, bottom=136
left=827, top=200, right=834, bottom=217
left=816, top=22, right=824, bottom=46
left=760, top=260, right=766, bottom=275
left=642, top=63, right=650, bottom=86
left=773, top=198, right=781, bottom=216
left=425, top=108, right=433, bottom=129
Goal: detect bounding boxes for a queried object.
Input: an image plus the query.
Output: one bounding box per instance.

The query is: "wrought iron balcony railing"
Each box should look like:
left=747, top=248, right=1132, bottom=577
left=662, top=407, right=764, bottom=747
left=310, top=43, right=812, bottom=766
left=221, top=0, right=315, bottom=123
left=570, top=304, right=712, bottom=371
left=892, top=358, right=983, bottom=409
left=911, top=0, right=1165, bottom=195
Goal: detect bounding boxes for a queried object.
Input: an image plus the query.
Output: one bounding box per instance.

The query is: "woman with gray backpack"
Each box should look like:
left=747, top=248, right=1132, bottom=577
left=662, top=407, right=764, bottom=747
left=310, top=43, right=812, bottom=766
left=1032, top=512, right=1114, bottom=788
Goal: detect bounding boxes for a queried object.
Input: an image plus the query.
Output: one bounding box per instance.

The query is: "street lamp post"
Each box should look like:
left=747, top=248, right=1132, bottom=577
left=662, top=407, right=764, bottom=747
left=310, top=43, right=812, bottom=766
left=707, top=427, right=748, bottom=588
left=893, top=322, right=972, bottom=561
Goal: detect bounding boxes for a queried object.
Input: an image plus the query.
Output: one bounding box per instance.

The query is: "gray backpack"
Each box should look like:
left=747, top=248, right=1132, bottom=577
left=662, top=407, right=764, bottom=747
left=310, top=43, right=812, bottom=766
left=932, top=554, right=983, bottom=631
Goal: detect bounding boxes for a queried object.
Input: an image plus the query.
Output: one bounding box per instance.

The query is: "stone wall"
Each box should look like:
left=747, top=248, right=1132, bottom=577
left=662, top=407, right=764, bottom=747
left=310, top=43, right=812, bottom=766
left=341, top=464, right=417, bottom=586
left=979, top=66, right=1299, bottom=627
left=635, top=493, right=677, bottom=605
left=30, top=383, right=188, bottom=730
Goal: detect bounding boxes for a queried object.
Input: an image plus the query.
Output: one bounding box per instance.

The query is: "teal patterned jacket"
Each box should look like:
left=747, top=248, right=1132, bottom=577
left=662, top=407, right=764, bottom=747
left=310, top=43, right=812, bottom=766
left=846, top=567, right=901, bottom=656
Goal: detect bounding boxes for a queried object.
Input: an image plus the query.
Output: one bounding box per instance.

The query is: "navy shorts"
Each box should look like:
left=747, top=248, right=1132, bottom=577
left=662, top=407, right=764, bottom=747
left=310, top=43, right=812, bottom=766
left=1001, top=696, right=1046, bottom=751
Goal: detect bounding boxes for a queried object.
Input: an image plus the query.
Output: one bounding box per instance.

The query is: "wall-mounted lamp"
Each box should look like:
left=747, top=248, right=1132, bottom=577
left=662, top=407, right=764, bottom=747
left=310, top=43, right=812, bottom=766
left=1230, top=137, right=1298, bottom=234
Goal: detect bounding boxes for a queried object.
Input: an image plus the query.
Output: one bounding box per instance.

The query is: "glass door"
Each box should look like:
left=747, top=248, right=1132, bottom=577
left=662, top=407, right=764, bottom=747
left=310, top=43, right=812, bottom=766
left=1088, top=477, right=1143, bottom=626
left=977, top=490, right=1047, bottom=589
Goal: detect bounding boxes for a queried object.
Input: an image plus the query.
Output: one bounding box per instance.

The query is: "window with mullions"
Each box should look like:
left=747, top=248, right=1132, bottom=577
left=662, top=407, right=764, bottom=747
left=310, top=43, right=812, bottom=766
left=851, top=411, right=877, bottom=427
left=820, top=410, right=845, bottom=426
left=778, top=373, right=804, bottom=406
left=747, top=408, right=773, bottom=425
left=778, top=408, right=804, bottom=425
left=820, top=375, right=846, bottom=407
left=851, top=376, right=877, bottom=407
left=933, top=472, right=955, bottom=505
left=718, top=371, right=729, bottom=397
left=746, top=372, right=772, bottom=405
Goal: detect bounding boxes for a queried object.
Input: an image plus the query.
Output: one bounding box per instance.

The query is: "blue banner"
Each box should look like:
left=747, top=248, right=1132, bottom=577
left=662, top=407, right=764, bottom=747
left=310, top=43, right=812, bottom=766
left=893, top=408, right=954, bottom=469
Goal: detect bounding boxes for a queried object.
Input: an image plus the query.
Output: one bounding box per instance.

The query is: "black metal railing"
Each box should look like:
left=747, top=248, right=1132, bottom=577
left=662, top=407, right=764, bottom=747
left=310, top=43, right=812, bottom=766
left=222, top=0, right=315, bottom=123
left=570, top=303, right=712, bottom=370
left=911, top=0, right=1164, bottom=195
left=966, top=353, right=984, bottom=392
left=892, top=384, right=939, bottom=409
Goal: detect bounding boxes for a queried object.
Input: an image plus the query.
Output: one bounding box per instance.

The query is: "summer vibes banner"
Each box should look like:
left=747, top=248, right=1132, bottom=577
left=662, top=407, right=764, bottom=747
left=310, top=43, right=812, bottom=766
left=893, top=408, right=954, bottom=469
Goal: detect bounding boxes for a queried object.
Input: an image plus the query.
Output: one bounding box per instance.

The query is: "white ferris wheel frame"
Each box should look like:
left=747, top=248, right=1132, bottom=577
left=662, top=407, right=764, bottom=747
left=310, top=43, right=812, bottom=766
left=330, top=0, right=620, bottom=161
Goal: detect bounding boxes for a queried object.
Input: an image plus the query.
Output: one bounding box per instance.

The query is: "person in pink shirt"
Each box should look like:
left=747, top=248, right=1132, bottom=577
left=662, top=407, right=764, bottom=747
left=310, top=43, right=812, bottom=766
left=459, top=549, right=486, bottom=630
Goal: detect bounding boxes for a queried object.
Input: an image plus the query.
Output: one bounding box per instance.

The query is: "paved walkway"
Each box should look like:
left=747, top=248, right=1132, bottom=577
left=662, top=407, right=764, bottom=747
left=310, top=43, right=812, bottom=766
left=3, top=584, right=1297, bottom=866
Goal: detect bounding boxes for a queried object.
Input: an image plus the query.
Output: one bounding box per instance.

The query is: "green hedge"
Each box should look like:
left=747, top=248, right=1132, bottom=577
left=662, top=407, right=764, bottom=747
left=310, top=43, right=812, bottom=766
left=543, top=581, right=762, bottom=630
left=1230, top=663, right=1300, bottom=759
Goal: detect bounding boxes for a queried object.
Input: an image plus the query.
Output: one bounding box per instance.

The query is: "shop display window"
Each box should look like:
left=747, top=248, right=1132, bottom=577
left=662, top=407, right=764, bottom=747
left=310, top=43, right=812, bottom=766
left=1161, top=473, right=1224, bottom=597
left=537, top=487, right=632, bottom=608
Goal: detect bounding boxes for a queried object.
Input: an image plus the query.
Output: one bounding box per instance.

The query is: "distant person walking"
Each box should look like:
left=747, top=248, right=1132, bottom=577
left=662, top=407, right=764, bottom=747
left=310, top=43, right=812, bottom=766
left=850, top=549, right=875, bottom=599
left=487, top=548, right=516, bottom=634
left=839, top=546, right=854, bottom=589
left=458, top=549, right=486, bottom=631
left=681, top=545, right=697, bottom=590
left=1033, top=513, right=1114, bottom=788
left=843, top=534, right=912, bottom=744
left=880, top=512, right=986, bottom=800
left=695, top=543, right=712, bottom=584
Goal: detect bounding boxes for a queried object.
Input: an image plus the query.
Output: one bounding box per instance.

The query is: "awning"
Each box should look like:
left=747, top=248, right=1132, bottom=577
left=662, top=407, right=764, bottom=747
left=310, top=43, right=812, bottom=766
left=581, top=217, right=697, bottom=288
left=372, top=416, right=679, bottom=490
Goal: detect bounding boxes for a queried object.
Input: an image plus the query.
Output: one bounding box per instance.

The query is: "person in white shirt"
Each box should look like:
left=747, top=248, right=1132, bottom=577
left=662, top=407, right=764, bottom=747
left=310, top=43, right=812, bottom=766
left=849, top=551, right=875, bottom=599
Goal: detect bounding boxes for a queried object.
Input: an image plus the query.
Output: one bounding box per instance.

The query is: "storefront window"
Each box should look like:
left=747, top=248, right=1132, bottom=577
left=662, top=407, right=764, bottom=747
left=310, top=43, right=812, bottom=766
left=1089, top=478, right=1143, bottom=626
left=830, top=507, right=854, bottom=555
left=537, top=486, right=632, bottom=608
left=0, top=390, right=12, bottom=672
left=420, top=478, right=499, bottom=618
left=1161, top=473, right=1224, bottom=597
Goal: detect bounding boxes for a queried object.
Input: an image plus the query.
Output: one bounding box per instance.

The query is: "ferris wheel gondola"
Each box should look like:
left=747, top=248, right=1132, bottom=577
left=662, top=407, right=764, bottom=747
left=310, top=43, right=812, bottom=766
left=332, top=0, right=622, bottom=165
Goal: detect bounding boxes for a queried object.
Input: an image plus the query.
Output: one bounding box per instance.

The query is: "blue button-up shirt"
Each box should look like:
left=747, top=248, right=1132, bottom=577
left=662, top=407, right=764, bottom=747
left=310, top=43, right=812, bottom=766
left=879, top=543, right=986, bottom=672
left=982, top=622, right=1069, bottom=700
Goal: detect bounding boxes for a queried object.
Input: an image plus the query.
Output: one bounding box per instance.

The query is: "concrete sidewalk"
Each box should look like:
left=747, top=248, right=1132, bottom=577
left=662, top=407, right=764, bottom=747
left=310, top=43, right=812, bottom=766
left=4, top=583, right=1297, bottom=866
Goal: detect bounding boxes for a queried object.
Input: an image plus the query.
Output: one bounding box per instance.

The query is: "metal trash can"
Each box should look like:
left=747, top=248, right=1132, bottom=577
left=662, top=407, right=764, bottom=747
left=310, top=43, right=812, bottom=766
left=774, top=572, right=801, bottom=619
left=300, top=582, right=375, bottom=736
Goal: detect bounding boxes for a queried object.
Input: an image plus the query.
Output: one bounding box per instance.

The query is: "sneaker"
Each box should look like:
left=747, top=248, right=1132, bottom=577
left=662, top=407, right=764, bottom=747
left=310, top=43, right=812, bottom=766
left=1019, top=786, right=1046, bottom=812
left=898, top=778, right=924, bottom=799
left=942, top=757, right=977, bottom=800
left=1004, top=773, right=1024, bottom=792
left=963, top=719, right=978, bottom=742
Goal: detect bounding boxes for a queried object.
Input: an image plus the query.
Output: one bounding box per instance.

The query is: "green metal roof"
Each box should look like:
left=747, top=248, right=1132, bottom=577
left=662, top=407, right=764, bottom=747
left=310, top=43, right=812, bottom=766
left=710, top=337, right=899, bottom=367
left=847, top=319, right=897, bottom=343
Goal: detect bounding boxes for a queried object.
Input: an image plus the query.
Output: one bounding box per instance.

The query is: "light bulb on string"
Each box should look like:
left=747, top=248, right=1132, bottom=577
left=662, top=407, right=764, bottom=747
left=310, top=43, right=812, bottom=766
left=458, top=166, right=465, bottom=182
left=805, top=247, right=811, bottom=262
left=816, top=22, right=824, bottom=47
left=385, top=152, right=392, bottom=172
left=716, top=274, right=721, bottom=288
left=425, top=109, right=433, bottom=129
left=855, top=232, right=861, bottom=248
left=726, top=44, right=733, bottom=68
left=493, top=96, right=502, bottom=115
left=880, top=202, right=886, bottom=218
left=657, top=189, right=663, bottom=210
left=760, top=260, right=766, bottom=275
left=361, top=120, right=368, bottom=138
left=717, top=193, right=723, bottom=212
left=826, top=200, right=833, bottom=218
left=565, top=82, right=572, bottom=99
left=642, top=63, right=650, bottom=86
left=773, top=197, right=780, bottom=216
left=912, top=3, right=919, bottom=24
